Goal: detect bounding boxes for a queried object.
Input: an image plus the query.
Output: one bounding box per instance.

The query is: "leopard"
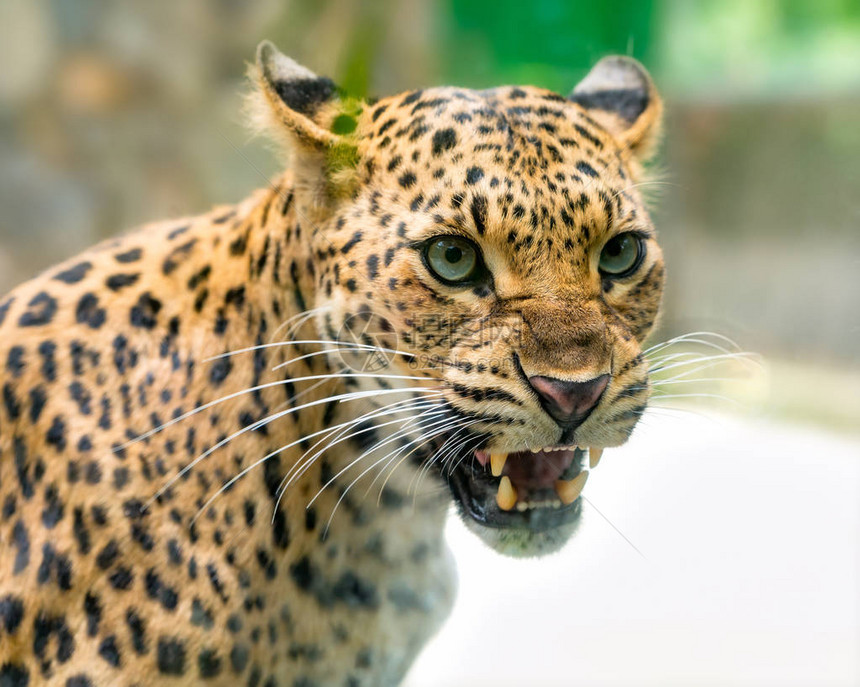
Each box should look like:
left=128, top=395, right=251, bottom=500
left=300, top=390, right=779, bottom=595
left=0, top=40, right=665, bottom=686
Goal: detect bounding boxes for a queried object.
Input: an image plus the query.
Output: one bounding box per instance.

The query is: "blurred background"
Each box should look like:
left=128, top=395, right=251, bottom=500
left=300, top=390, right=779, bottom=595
left=0, top=2, right=858, bottom=685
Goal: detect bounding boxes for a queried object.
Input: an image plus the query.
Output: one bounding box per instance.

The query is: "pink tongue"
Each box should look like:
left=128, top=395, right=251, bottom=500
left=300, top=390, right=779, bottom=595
left=506, top=450, right=574, bottom=489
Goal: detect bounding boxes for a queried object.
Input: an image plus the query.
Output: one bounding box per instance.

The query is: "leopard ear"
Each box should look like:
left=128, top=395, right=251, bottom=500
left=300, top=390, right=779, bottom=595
left=247, top=41, right=362, bottom=204
left=569, top=56, right=662, bottom=160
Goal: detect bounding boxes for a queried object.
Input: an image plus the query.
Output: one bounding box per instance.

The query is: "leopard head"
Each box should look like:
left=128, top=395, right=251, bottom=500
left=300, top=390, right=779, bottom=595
left=251, top=41, right=664, bottom=557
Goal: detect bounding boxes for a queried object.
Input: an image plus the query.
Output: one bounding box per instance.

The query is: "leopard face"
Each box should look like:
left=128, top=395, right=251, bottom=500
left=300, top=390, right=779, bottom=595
left=254, top=44, right=665, bottom=556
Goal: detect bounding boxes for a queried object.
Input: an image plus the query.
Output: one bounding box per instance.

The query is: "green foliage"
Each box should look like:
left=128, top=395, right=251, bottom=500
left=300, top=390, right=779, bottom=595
left=442, top=0, right=655, bottom=90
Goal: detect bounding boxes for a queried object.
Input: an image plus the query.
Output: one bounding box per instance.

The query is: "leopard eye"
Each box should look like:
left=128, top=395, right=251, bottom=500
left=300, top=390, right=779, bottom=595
left=424, top=235, right=481, bottom=284
left=598, top=232, right=644, bottom=277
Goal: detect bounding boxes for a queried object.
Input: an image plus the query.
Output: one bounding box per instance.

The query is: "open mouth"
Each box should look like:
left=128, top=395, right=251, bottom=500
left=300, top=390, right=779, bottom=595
left=446, top=445, right=603, bottom=531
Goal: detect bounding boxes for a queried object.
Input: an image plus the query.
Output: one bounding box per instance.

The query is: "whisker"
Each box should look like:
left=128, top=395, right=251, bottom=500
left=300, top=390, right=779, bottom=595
left=643, top=331, right=741, bottom=356
left=148, top=386, right=442, bottom=508
left=408, top=425, right=477, bottom=498
left=650, top=352, right=761, bottom=376
left=274, top=394, right=445, bottom=495
left=189, top=395, right=443, bottom=522
left=121, top=371, right=439, bottom=449
left=203, top=339, right=418, bottom=364
left=369, top=418, right=474, bottom=504
left=305, top=411, right=459, bottom=510
left=274, top=398, right=446, bottom=504
left=320, top=419, right=477, bottom=535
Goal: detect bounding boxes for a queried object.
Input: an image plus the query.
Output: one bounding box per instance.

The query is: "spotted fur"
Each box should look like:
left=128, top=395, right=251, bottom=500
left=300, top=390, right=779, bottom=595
left=0, top=42, right=664, bottom=685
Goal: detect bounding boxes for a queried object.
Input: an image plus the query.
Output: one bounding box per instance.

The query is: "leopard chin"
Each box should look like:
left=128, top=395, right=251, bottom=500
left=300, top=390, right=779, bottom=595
left=459, top=502, right=584, bottom=558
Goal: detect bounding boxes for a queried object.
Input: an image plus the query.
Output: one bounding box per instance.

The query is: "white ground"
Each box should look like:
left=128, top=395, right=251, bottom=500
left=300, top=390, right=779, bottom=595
left=405, top=410, right=860, bottom=686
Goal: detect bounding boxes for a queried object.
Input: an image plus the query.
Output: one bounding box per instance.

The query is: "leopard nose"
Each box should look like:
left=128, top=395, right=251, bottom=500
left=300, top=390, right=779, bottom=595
left=528, top=374, right=610, bottom=428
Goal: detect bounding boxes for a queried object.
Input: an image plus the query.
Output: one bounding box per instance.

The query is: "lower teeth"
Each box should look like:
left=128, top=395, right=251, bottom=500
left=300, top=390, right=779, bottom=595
left=516, top=499, right=563, bottom=511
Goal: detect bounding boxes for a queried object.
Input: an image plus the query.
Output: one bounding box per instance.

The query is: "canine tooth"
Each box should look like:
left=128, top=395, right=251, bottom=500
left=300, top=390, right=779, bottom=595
left=589, top=447, right=603, bottom=469
left=490, top=452, right=508, bottom=477
left=496, top=476, right=517, bottom=511
left=555, top=471, right=588, bottom=505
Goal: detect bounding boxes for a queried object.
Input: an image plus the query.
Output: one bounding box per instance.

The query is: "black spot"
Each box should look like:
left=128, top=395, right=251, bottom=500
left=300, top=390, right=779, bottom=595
left=0, top=595, right=24, bottom=634
left=225, top=286, right=246, bottom=309
left=130, top=292, right=162, bottom=329
left=431, top=128, right=457, bottom=155
left=68, top=381, right=92, bottom=415
left=90, top=505, right=108, bottom=526
left=75, top=293, right=106, bottom=329
left=469, top=195, right=488, bottom=235
left=84, top=461, right=101, bottom=485
left=98, top=635, right=121, bottom=667
left=53, top=262, right=92, bottom=284
left=83, top=592, right=101, bottom=636
left=72, top=508, right=90, bottom=554
left=32, top=612, right=74, bottom=664
left=465, top=166, right=484, bottom=185
left=0, top=663, right=29, bottom=687
left=198, top=648, right=222, bottom=679
left=243, top=501, right=256, bottom=526
left=65, top=676, right=93, bottom=687
left=229, top=231, right=249, bottom=256
left=145, top=568, right=179, bottom=611
left=115, top=248, right=142, bottom=263
left=13, top=440, right=33, bottom=501
left=398, top=171, right=417, bottom=189
left=106, top=273, right=140, bottom=291
left=5, top=347, right=25, bottom=378
left=37, top=340, right=57, bottom=382
left=273, top=77, right=336, bottom=116
left=190, top=598, right=214, bottom=630
left=45, top=416, right=67, bottom=451
left=289, top=556, right=314, bottom=591
left=209, top=357, right=232, bottom=386
left=206, top=562, right=228, bottom=602
left=157, top=636, right=186, bottom=676
left=366, top=255, right=379, bottom=280
left=340, top=231, right=363, bottom=254
left=3, top=384, right=20, bottom=421
left=126, top=608, right=148, bottom=655
left=162, top=239, right=198, bottom=275
left=112, top=466, right=129, bottom=489
left=109, top=566, right=134, bottom=590
left=230, top=643, right=249, bottom=673
left=256, top=549, right=277, bottom=580
left=41, top=486, right=64, bottom=529
left=226, top=614, right=243, bottom=634
left=575, top=160, right=599, bottom=178
left=272, top=508, right=290, bottom=550
left=332, top=571, right=378, bottom=608
left=305, top=508, right=317, bottom=531
left=18, top=292, right=57, bottom=327
left=167, top=539, right=183, bottom=566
